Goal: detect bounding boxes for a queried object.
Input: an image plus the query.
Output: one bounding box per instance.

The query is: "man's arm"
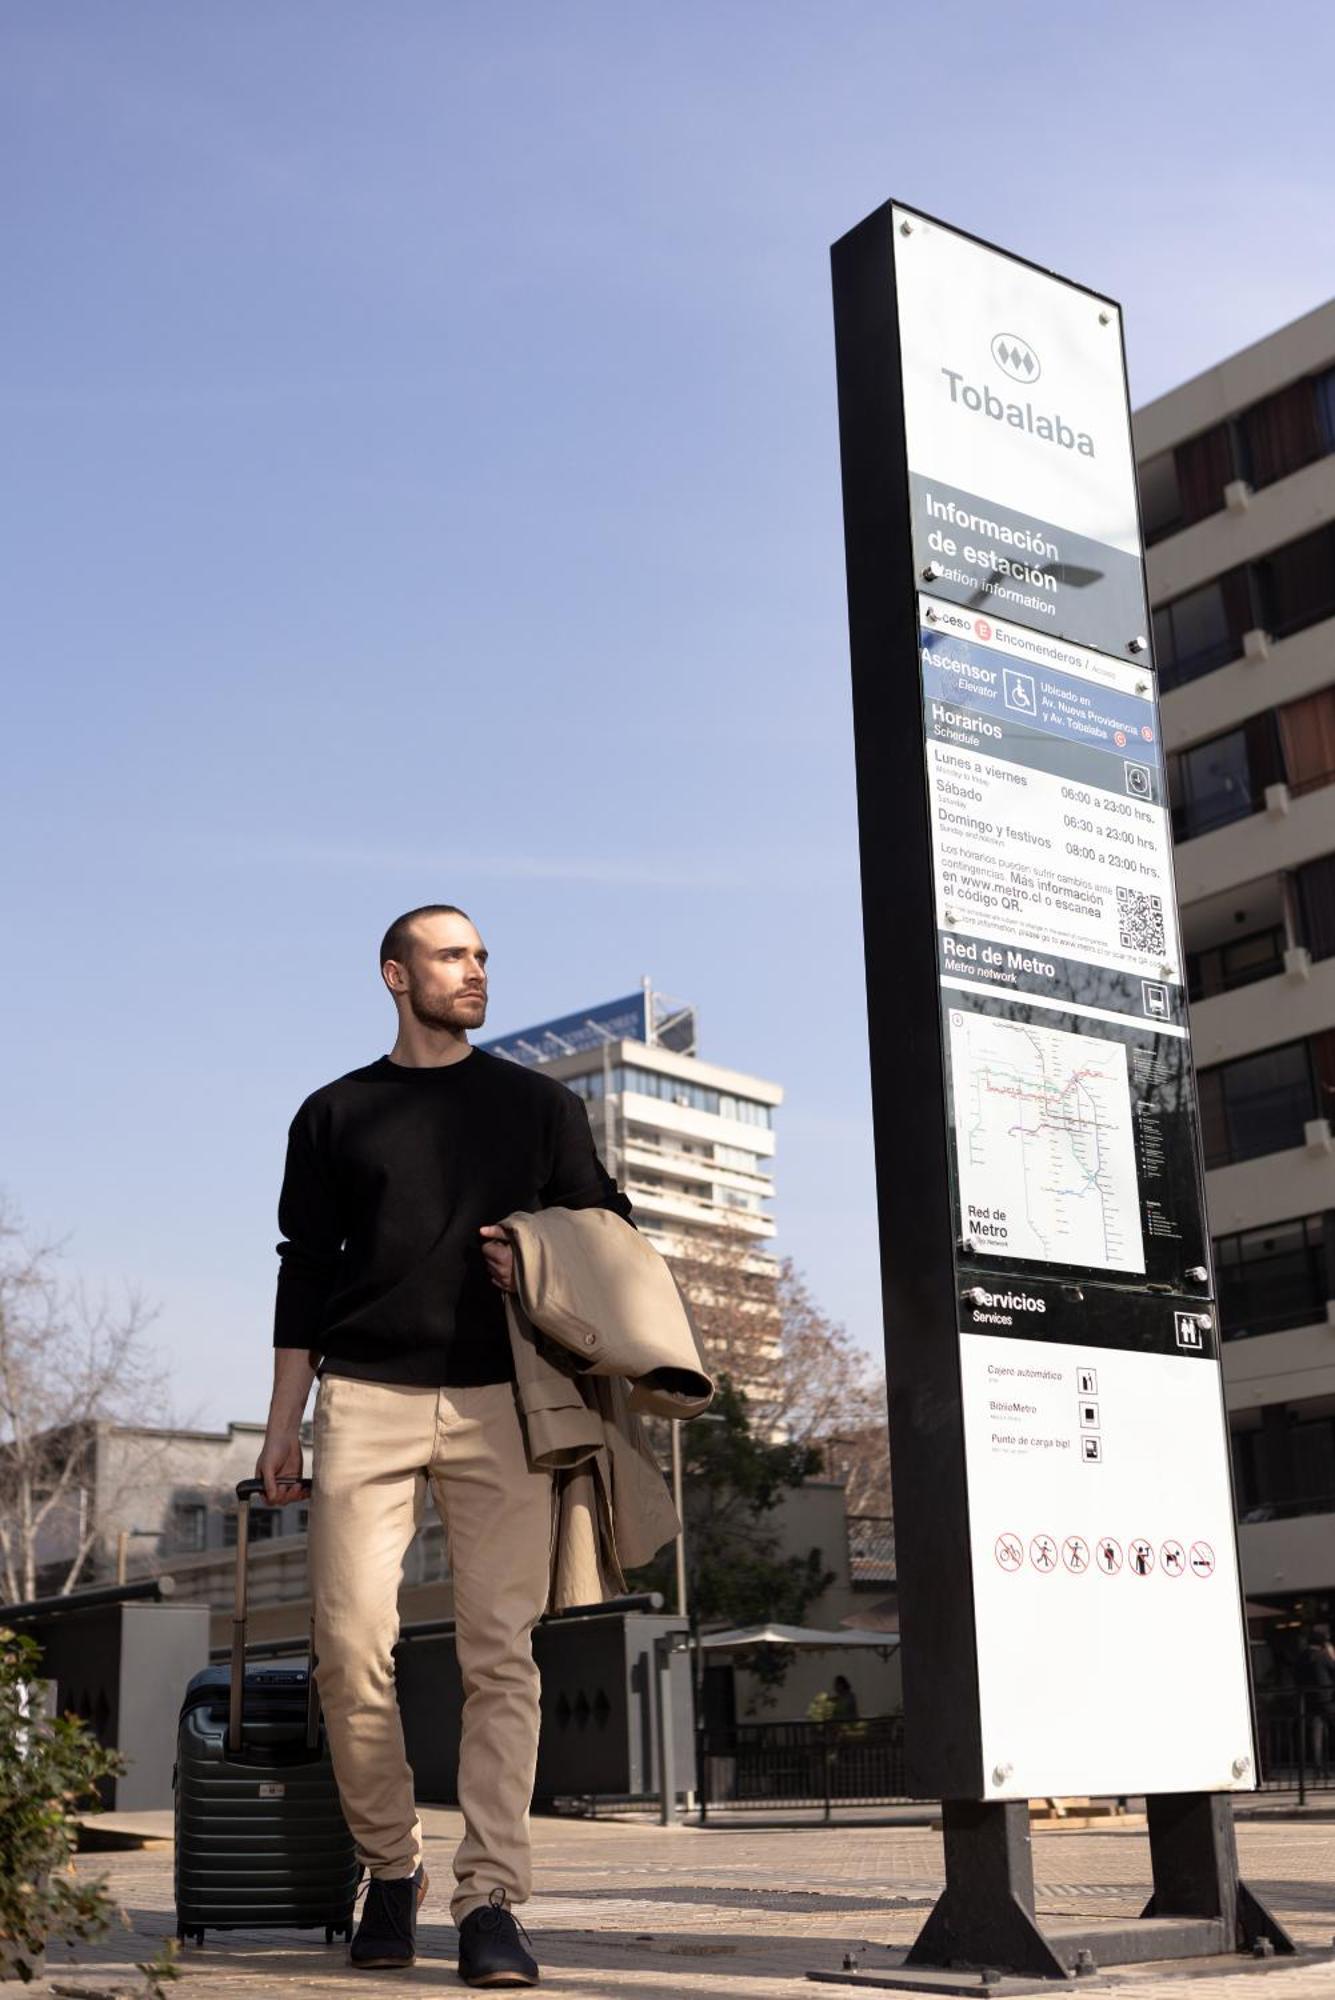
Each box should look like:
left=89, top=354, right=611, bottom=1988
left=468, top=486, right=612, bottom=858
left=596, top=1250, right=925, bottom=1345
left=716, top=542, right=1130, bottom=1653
left=480, top=1087, right=632, bottom=1292
left=258, top=1107, right=339, bottom=1497
left=256, top=1347, right=317, bottom=1503
left=272, top=1108, right=342, bottom=1351
left=541, top=1087, right=634, bottom=1220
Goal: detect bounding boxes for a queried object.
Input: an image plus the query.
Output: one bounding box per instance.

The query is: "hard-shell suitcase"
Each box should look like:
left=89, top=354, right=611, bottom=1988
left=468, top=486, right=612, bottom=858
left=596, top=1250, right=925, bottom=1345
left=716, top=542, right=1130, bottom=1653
left=173, top=1477, right=360, bottom=1946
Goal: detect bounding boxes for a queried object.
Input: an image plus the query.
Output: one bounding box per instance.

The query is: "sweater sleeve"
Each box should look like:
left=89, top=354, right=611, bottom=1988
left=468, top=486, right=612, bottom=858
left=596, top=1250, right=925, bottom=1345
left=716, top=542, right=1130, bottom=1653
left=541, top=1087, right=634, bottom=1224
left=273, top=1107, right=342, bottom=1351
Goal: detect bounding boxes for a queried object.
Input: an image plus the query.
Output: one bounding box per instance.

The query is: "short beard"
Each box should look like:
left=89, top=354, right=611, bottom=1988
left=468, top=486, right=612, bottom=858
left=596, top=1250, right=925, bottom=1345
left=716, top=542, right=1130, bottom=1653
left=405, top=971, right=486, bottom=1033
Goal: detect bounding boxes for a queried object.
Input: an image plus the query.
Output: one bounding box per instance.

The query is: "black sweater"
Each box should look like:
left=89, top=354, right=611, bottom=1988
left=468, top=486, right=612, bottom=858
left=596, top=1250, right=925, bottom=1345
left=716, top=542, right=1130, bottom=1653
left=272, top=1049, right=632, bottom=1385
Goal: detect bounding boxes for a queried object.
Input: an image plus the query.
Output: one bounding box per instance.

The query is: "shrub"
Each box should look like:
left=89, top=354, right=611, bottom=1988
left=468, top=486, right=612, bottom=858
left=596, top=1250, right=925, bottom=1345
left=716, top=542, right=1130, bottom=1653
left=0, top=1624, right=123, bottom=1983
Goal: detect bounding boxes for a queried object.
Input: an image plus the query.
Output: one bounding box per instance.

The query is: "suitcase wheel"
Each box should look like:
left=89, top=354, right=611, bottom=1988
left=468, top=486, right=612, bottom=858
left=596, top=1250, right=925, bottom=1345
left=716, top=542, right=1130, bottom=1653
left=325, top=1925, right=335, bottom=1945
left=178, top=1925, right=205, bottom=1947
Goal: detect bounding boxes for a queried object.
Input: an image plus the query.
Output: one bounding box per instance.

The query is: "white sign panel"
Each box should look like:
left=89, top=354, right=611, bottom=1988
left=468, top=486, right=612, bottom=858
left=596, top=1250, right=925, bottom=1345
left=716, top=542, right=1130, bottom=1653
left=894, top=206, right=1148, bottom=654
left=959, top=1320, right=1255, bottom=1799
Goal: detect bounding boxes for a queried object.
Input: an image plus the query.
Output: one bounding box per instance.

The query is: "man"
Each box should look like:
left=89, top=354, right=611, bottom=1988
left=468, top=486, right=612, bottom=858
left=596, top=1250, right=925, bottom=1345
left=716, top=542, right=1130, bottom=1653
left=256, top=904, right=631, bottom=1985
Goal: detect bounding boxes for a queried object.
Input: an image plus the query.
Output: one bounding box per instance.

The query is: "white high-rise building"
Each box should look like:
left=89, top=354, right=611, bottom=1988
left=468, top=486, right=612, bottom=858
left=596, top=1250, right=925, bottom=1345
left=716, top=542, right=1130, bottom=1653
left=1134, top=302, right=1335, bottom=1638
left=484, top=982, right=784, bottom=1401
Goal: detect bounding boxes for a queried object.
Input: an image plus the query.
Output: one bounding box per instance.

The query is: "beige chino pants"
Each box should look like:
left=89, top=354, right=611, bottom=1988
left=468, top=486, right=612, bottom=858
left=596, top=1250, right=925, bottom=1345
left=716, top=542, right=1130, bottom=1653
left=308, top=1375, right=554, bottom=1923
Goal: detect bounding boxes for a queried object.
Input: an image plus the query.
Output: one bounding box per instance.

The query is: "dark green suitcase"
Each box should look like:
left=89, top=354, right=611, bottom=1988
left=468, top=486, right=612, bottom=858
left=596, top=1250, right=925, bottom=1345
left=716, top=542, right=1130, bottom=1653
left=173, top=1479, right=360, bottom=1947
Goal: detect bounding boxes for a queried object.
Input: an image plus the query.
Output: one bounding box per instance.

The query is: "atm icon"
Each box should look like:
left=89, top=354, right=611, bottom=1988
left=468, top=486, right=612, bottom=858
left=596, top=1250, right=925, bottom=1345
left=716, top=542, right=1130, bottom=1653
left=1142, top=981, right=1170, bottom=1020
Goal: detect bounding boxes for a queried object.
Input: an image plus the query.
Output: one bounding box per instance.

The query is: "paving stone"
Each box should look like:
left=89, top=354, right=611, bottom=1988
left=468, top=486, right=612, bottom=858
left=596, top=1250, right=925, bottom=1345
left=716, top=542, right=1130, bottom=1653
left=24, top=1811, right=1335, bottom=1999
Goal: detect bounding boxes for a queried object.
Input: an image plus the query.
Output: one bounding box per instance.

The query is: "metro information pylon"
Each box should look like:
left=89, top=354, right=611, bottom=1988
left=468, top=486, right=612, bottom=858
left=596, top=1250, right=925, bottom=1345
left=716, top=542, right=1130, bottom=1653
left=830, top=198, right=1293, bottom=1980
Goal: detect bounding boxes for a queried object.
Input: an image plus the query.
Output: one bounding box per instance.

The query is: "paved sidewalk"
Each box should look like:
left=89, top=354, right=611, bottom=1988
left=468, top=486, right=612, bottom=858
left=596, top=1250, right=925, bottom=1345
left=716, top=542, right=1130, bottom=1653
left=25, top=1808, right=1335, bottom=1999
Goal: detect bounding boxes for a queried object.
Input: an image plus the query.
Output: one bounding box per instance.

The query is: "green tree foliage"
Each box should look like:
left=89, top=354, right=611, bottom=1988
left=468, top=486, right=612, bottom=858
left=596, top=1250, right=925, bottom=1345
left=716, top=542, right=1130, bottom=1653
left=633, top=1376, right=834, bottom=1631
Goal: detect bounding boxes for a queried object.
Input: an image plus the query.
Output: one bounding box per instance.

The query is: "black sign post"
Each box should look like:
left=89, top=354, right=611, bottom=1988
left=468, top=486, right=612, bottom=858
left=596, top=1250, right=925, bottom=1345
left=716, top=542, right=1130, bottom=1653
left=830, top=199, right=1292, bottom=1981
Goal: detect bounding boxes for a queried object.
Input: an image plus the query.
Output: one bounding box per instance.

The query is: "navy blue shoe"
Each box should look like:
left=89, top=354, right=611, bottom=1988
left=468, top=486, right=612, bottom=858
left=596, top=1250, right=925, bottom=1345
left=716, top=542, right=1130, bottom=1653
left=349, top=1864, right=428, bottom=1969
left=457, top=1888, right=539, bottom=1987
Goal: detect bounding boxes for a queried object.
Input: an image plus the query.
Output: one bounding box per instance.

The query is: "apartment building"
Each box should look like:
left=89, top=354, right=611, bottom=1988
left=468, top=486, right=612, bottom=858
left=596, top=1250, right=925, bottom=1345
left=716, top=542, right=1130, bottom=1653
left=1134, top=302, right=1335, bottom=1633
left=483, top=982, right=785, bottom=1403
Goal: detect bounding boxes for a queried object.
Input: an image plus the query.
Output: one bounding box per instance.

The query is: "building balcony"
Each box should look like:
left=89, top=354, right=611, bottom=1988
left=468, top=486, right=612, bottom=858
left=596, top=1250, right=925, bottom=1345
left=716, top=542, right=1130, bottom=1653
left=1174, top=782, right=1335, bottom=907
left=1224, top=1314, right=1335, bottom=1413
left=628, top=1183, right=775, bottom=1237
left=1238, top=1507, right=1335, bottom=1600
left=1191, top=947, right=1335, bottom=1069
left=621, top=1090, right=777, bottom=1158
left=1161, top=613, right=1335, bottom=755
left=1206, top=1140, right=1335, bottom=1238
left=621, top=1136, right=773, bottom=1198
left=1147, top=452, right=1335, bottom=607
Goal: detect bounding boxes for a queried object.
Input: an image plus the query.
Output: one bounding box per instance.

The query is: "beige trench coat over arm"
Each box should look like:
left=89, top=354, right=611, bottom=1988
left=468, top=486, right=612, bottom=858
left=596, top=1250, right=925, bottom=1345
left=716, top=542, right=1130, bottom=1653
left=499, top=1207, right=715, bottom=1612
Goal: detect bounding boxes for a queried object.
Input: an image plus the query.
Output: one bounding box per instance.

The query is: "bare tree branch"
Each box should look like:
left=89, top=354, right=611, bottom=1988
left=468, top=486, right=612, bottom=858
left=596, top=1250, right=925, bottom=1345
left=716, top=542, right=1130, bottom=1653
left=668, top=1225, right=892, bottom=1524
left=0, top=1196, right=169, bottom=1602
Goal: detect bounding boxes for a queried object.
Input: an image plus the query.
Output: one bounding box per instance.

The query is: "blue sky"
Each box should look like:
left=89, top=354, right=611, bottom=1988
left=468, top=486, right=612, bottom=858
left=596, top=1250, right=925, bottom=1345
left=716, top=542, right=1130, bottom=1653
left=4, top=2, right=1332, bottom=1429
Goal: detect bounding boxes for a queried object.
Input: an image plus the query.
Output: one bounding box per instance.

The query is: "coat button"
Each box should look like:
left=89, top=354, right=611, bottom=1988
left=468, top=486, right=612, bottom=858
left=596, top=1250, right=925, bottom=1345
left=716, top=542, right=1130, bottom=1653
left=583, top=1333, right=597, bottom=1347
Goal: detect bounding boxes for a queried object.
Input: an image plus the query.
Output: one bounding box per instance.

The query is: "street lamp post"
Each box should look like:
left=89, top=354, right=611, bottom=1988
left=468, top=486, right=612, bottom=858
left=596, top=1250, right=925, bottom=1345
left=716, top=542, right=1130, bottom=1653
left=671, top=1422, right=687, bottom=1618
left=670, top=1409, right=725, bottom=1622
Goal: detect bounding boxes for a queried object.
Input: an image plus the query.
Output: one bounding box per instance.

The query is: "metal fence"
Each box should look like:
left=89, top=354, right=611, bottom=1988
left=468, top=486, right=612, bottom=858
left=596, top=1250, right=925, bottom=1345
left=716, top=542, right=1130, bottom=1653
left=1255, top=1690, right=1335, bottom=1801
left=698, top=1714, right=907, bottom=1820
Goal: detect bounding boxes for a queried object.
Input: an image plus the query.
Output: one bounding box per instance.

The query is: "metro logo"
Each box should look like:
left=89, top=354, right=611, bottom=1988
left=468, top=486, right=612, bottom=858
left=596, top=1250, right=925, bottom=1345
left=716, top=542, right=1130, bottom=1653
left=991, top=333, right=1041, bottom=384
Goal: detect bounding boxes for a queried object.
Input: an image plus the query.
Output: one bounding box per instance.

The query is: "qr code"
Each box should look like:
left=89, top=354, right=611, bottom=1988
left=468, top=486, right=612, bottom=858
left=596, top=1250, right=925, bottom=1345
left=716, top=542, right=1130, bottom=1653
left=1117, top=885, right=1166, bottom=956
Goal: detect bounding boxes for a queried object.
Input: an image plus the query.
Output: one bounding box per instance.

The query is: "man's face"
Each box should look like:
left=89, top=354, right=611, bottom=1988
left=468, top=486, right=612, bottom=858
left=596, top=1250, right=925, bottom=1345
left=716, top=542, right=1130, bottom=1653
left=388, top=913, right=489, bottom=1032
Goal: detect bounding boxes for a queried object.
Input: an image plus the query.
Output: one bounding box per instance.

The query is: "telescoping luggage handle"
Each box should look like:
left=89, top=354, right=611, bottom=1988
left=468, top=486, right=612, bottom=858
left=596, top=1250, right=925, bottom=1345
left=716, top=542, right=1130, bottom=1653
left=229, top=1477, right=317, bottom=1755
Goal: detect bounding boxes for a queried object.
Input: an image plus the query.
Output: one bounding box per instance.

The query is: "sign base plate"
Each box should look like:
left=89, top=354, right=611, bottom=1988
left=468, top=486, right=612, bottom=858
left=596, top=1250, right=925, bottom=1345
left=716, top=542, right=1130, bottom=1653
left=827, top=1795, right=1296, bottom=1984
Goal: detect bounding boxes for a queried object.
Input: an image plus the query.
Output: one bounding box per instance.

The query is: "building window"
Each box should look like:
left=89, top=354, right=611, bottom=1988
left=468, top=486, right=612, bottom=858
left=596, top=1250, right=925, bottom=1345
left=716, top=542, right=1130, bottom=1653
left=1150, top=519, right=1335, bottom=695
left=1318, top=367, right=1335, bottom=454
left=1215, top=1215, right=1329, bottom=1339
left=1168, top=712, right=1283, bottom=841
left=1237, top=377, right=1325, bottom=490
left=1257, top=523, right=1335, bottom=640
left=1297, top=854, right=1335, bottom=962
left=1152, top=569, right=1251, bottom=689
left=1174, top=422, right=1235, bottom=527
left=717, top=1187, right=763, bottom=1213
left=1139, top=450, right=1183, bottom=544
left=566, top=1067, right=622, bottom=1102
left=618, top=1065, right=773, bottom=1128
left=1290, top=1417, right=1335, bottom=1512
left=1197, top=1039, right=1317, bottom=1168
left=1186, top=924, right=1286, bottom=1001
left=223, top=1507, right=277, bottom=1547
left=1142, top=371, right=1335, bottom=552
left=1277, top=687, right=1335, bottom=798
left=1231, top=1428, right=1260, bottom=1514
left=171, top=1501, right=207, bottom=1552
left=1234, top=1414, right=1335, bottom=1519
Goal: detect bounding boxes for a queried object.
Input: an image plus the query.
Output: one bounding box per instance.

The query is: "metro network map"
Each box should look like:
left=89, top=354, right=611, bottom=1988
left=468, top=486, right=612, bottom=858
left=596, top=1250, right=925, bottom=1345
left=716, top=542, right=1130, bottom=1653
left=949, top=1009, right=1144, bottom=1275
